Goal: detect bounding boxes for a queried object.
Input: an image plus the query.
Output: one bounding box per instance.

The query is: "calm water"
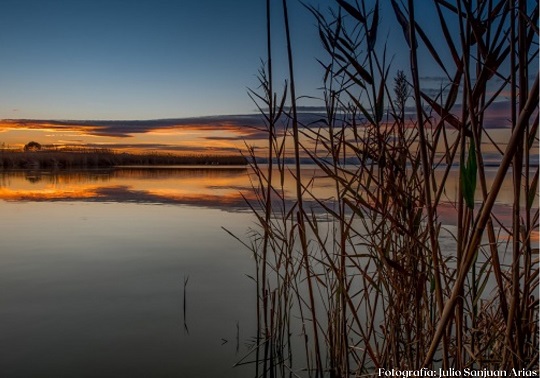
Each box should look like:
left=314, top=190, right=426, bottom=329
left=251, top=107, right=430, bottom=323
left=0, top=166, right=535, bottom=377
left=0, top=167, right=258, bottom=377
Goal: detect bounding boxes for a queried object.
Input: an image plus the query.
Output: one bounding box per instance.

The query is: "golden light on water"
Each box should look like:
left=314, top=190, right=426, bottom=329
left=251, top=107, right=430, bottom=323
left=0, top=168, right=254, bottom=207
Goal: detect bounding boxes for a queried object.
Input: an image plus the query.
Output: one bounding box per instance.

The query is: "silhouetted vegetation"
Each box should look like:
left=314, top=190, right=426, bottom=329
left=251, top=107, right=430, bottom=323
left=23, top=141, right=42, bottom=151
left=239, top=0, right=539, bottom=376
left=0, top=148, right=247, bottom=169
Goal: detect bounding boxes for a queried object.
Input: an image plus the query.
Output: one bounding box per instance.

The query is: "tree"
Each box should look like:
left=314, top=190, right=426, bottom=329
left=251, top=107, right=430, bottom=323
left=24, top=141, right=42, bottom=151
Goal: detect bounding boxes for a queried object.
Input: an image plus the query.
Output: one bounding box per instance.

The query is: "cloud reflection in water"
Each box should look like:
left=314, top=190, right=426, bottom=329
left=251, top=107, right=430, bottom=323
left=0, top=167, right=256, bottom=212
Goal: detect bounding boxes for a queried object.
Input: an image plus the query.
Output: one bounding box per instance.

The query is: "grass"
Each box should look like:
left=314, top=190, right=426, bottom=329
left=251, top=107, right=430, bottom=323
left=0, top=148, right=247, bottom=169
left=240, top=0, right=539, bottom=376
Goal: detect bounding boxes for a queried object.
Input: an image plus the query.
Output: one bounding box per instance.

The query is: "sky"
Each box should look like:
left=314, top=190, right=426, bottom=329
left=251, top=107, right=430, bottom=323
left=0, top=0, right=330, bottom=120
left=0, top=0, right=345, bottom=152
left=0, top=0, right=536, bottom=155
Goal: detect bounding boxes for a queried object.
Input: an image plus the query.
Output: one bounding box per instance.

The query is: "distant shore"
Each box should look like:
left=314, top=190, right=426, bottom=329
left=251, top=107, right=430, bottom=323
left=0, top=149, right=247, bottom=169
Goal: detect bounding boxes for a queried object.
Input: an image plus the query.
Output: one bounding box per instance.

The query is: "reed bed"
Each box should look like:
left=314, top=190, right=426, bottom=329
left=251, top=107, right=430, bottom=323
left=0, top=148, right=247, bottom=169
left=240, top=0, right=539, bottom=376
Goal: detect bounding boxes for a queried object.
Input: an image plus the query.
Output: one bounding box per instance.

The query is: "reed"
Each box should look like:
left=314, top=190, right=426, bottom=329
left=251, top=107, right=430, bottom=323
left=242, top=0, right=538, bottom=376
left=0, top=149, right=247, bottom=169
left=183, top=275, right=189, bottom=334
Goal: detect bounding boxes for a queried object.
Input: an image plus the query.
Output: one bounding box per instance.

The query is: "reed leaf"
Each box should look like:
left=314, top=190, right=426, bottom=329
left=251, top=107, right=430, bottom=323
left=414, top=21, right=450, bottom=77
left=528, top=114, right=539, bottom=150
left=460, top=138, right=477, bottom=210
left=435, top=0, right=458, bottom=14
left=336, top=0, right=366, bottom=24
left=445, top=69, right=462, bottom=109
left=334, top=43, right=374, bottom=85
left=472, top=259, right=493, bottom=308
left=527, top=169, right=538, bottom=211
left=390, top=0, right=415, bottom=48
left=420, top=90, right=473, bottom=137
left=375, top=79, right=384, bottom=123
left=435, top=1, right=461, bottom=68
left=367, top=0, right=379, bottom=52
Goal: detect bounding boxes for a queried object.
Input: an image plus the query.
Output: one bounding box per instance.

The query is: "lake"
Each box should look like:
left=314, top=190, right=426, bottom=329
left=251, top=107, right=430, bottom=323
left=0, top=167, right=259, bottom=377
left=0, top=166, right=535, bottom=377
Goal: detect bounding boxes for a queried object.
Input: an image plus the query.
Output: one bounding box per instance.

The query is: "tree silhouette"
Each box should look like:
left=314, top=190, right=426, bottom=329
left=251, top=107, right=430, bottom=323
left=24, top=141, right=42, bottom=151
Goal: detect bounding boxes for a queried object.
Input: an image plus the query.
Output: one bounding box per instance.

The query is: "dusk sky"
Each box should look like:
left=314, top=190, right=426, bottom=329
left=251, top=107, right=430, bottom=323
left=0, top=0, right=535, bottom=154
left=0, top=0, right=330, bottom=120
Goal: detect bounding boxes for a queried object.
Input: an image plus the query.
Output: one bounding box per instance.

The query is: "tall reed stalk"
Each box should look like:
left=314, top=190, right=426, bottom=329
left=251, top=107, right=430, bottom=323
left=242, top=0, right=539, bottom=375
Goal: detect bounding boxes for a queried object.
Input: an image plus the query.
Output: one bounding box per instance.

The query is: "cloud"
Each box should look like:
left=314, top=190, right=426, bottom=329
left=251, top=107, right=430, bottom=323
left=1, top=100, right=519, bottom=156
left=421, top=87, right=452, bottom=98
left=1, top=113, right=330, bottom=141
left=68, top=142, right=244, bottom=154
left=419, top=76, right=448, bottom=82
left=286, top=106, right=328, bottom=112
left=204, top=136, right=251, bottom=141
left=1, top=115, right=270, bottom=138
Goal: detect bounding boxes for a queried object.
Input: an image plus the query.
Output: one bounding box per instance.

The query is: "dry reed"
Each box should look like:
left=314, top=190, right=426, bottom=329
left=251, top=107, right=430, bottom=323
left=0, top=149, right=247, bottom=169
left=241, top=0, right=538, bottom=376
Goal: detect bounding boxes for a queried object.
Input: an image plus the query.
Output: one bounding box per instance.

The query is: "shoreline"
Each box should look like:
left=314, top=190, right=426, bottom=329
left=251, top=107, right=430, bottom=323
left=0, top=149, right=248, bottom=169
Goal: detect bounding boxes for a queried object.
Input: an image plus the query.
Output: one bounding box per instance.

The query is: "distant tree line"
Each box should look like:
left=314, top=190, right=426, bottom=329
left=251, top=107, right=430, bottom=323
left=0, top=144, right=247, bottom=169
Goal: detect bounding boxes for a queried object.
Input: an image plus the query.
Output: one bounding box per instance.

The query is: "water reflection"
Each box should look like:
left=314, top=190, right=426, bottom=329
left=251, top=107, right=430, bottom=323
left=0, top=167, right=264, bottom=377
left=0, top=166, right=534, bottom=223
left=0, top=167, right=255, bottom=210
left=0, top=167, right=536, bottom=377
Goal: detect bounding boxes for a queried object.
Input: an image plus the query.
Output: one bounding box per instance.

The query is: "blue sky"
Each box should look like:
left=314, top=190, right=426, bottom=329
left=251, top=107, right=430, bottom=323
left=0, top=0, right=332, bottom=120
left=0, top=0, right=535, bottom=124
left=1, top=0, right=455, bottom=121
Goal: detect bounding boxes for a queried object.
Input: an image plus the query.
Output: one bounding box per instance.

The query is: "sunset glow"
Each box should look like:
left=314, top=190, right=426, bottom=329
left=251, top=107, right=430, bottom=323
left=0, top=119, right=262, bottom=155
left=0, top=0, right=537, bottom=375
